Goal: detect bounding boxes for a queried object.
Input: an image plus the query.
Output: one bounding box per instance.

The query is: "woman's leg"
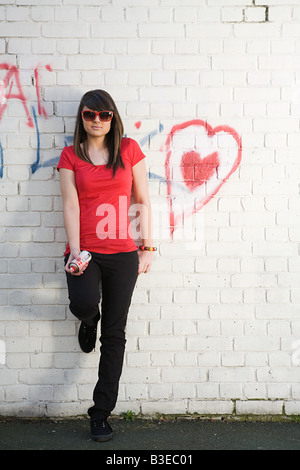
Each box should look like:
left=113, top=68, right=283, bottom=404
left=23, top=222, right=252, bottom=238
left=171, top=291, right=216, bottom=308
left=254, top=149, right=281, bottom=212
left=64, top=254, right=102, bottom=327
left=88, top=251, right=139, bottom=419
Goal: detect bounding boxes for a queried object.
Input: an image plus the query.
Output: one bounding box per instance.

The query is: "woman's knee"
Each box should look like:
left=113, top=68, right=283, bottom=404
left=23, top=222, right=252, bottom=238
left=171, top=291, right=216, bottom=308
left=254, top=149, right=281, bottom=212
left=69, top=298, right=100, bottom=323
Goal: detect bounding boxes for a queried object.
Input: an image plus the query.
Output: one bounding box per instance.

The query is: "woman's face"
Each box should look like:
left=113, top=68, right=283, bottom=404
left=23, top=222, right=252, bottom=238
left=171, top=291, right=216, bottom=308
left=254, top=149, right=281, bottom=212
left=81, top=106, right=112, bottom=140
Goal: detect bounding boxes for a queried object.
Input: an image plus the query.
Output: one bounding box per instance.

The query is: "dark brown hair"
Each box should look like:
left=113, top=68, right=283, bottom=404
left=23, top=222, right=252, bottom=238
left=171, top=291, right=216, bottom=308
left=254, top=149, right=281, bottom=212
left=73, top=89, right=125, bottom=175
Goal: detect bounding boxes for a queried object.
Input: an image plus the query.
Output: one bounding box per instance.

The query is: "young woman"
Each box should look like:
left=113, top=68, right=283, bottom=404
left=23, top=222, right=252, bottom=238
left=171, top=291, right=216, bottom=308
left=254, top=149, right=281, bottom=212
left=57, top=89, right=155, bottom=442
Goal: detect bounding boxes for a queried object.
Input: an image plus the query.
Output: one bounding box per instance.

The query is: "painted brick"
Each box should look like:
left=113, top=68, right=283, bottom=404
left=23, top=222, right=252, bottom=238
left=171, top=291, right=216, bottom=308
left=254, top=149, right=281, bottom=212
left=1, top=0, right=300, bottom=419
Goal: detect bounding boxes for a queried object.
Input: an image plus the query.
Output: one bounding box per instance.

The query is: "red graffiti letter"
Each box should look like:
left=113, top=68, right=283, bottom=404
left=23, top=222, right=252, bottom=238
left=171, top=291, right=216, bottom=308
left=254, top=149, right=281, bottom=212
left=34, top=65, right=52, bottom=117
left=0, top=63, right=33, bottom=127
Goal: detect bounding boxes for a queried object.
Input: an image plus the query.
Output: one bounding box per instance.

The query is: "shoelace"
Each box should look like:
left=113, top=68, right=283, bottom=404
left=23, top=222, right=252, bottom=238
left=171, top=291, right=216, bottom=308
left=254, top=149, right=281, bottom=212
left=92, top=419, right=111, bottom=430
left=83, top=324, right=97, bottom=335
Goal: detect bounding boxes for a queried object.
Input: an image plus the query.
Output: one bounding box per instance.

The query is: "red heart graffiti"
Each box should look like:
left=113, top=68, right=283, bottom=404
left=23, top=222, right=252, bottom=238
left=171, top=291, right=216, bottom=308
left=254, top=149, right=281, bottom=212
left=180, top=150, right=220, bottom=192
left=165, top=119, right=242, bottom=235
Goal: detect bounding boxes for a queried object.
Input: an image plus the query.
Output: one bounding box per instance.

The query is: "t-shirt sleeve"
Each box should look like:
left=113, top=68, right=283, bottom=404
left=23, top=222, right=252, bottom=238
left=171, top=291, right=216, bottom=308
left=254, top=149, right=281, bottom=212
left=57, top=147, right=75, bottom=172
left=130, top=139, right=146, bottom=167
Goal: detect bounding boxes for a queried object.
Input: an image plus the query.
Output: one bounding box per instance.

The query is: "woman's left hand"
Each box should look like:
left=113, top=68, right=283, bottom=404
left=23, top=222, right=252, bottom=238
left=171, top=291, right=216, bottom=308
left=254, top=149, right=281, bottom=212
left=138, top=250, right=154, bottom=274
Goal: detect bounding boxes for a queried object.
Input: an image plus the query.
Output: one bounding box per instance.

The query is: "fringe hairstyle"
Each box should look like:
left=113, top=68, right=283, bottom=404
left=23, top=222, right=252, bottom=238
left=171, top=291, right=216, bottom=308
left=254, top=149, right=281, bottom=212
left=73, top=89, right=125, bottom=175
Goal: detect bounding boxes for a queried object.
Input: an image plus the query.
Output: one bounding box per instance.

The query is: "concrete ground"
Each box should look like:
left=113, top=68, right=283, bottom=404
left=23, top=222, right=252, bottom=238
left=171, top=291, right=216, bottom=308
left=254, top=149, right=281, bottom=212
left=0, top=416, right=300, bottom=451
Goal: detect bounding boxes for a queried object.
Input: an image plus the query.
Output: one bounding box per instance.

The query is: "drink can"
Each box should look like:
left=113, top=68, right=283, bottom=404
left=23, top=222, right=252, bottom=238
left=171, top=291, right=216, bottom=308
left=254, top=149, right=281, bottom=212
left=69, top=250, right=92, bottom=273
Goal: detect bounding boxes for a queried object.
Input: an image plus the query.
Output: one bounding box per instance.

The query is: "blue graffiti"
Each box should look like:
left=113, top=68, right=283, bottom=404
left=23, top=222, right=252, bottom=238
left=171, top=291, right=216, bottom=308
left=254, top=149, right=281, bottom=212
left=32, top=119, right=166, bottom=178
left=31, top=106, right=60, bottom=173
left=139, top=123, right=164, bottom=147
left=0, top=110, right=166, bottom=181
left=30, top=106, right=40, bottom=174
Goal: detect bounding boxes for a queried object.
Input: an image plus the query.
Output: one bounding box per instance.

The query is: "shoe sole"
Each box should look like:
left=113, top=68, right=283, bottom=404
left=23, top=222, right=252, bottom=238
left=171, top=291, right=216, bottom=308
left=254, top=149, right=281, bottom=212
left=91, top=433, right=113, bottom=442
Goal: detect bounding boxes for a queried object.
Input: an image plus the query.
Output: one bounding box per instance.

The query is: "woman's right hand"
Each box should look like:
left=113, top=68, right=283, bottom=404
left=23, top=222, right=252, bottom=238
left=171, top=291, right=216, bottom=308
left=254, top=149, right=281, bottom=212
left=65, top=249, right=88, bottom=276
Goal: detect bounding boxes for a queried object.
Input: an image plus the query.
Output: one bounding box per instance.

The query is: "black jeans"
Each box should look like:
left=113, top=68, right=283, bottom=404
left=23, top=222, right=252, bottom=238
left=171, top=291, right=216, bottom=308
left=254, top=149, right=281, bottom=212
left=64, top=250, right=139, bottom=419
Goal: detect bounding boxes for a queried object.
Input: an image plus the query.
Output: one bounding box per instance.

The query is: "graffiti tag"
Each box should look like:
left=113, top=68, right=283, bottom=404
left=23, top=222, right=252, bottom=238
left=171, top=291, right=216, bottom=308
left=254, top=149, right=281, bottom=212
left=0, top=64, right=242, bottom=235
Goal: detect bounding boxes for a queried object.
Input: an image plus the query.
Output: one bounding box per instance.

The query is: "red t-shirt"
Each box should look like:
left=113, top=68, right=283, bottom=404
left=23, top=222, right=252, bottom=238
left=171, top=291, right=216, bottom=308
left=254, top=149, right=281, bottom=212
left=57, top=138, right=146, bottom=255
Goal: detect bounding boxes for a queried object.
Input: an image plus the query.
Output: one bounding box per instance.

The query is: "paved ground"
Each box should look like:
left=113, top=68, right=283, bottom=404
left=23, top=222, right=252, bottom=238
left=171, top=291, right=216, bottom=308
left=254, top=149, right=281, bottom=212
left=1, top=416, right=300, bottom=451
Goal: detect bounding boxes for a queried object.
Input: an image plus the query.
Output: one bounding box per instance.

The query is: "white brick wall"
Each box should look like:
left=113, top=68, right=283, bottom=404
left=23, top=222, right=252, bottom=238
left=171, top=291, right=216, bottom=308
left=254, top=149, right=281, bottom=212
left=1, top=0, right=300, bottom=418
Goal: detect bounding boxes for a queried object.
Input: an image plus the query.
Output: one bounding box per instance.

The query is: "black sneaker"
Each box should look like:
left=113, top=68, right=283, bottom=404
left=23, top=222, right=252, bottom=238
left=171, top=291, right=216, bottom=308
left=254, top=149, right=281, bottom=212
left=78, top=322, right=97, bottom=353
left=90, top=418, right=113, bottom=442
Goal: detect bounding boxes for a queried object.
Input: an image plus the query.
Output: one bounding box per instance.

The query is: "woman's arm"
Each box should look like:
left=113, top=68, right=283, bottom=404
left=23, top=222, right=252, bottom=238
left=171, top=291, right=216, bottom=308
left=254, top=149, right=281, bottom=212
left=59, top=168, right=84, bottom=275
left=132, top=159, right=155, bottom=274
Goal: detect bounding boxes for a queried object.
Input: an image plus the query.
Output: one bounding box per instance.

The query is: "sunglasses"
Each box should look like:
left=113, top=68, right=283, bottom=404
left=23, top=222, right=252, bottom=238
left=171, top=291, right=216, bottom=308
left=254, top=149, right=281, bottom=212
left=81, top=110, right=114, bottom=122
